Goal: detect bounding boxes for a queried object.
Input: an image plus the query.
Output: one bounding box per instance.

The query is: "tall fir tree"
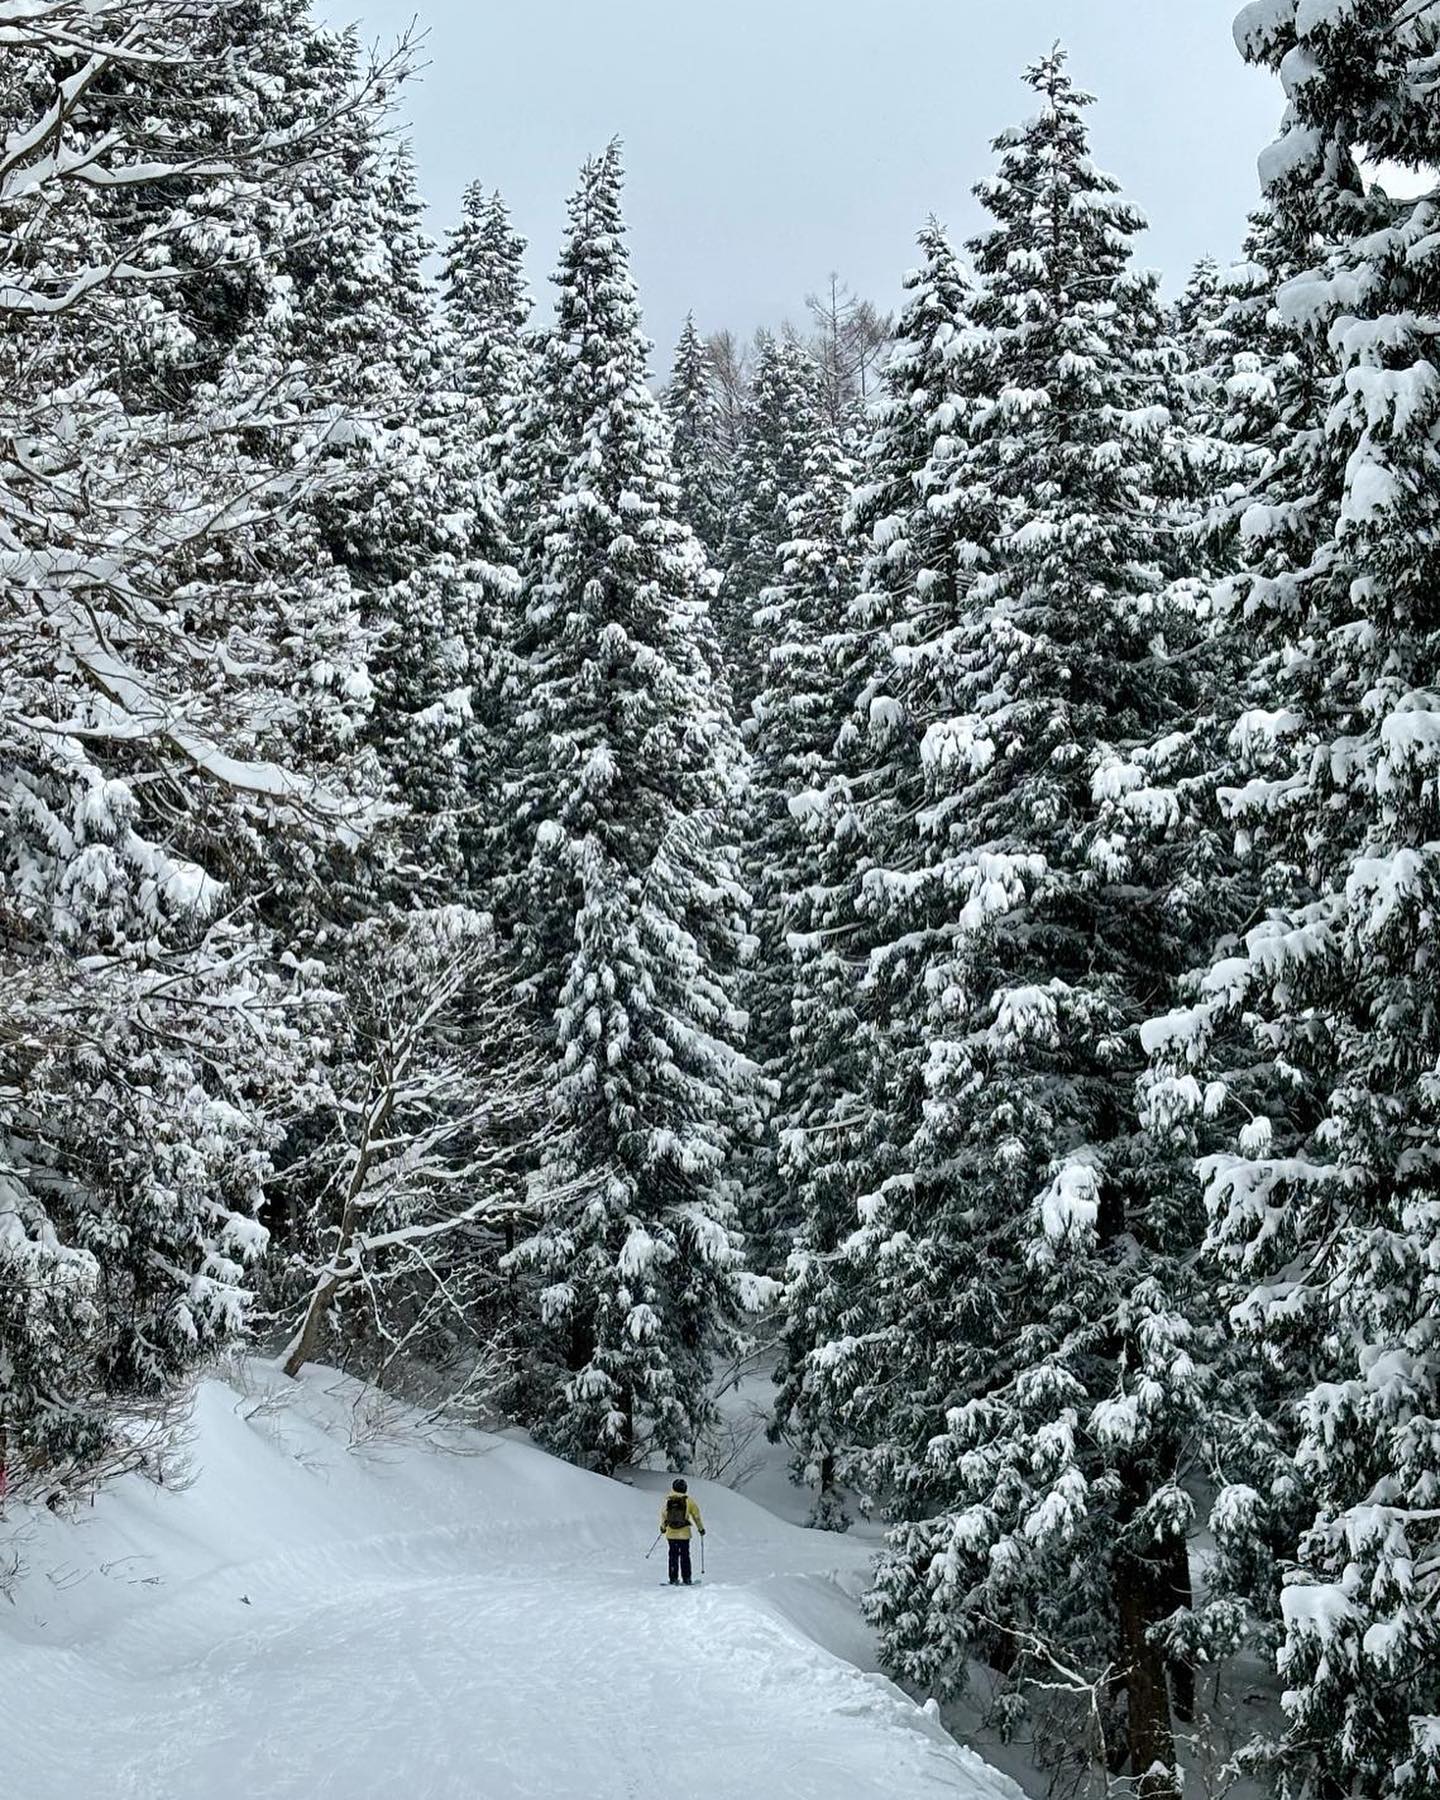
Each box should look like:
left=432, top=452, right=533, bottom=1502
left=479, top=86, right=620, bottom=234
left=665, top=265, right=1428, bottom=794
left=743, top=431, right=860, bottom=1274
left=501, top=146, right=762, bottom=1472
left=441, top=182, right=534, bottom=429
left=664, top=313, right=731, bottom=562
left=1146, top=4, right=1440, bottom=1795
left=1171, top=254, right=1222, bottom=357
left=800, top=59, right=1212, bottom=1794
left=203, top=24, right=520, bottom=919
left=772, top=218, right=982, bottom=1526
left=717, top=333, right=823, bottom=713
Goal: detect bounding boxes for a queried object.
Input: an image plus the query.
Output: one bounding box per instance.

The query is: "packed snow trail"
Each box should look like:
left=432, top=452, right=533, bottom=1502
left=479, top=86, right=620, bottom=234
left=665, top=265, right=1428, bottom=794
left=2, top=1370, right=1021, bottom=1800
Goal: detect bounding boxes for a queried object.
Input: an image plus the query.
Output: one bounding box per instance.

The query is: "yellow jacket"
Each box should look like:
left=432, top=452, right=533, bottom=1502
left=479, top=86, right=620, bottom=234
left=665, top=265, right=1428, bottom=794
left=660, top=1490, right=705, bottom=1541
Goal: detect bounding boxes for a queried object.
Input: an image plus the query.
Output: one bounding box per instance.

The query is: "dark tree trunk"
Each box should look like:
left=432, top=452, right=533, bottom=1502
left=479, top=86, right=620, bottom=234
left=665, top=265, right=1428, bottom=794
left=567, top=1308, right=596, bottom=1374
left=1114, top=1548, right=1180, bottom=1799
left=618, top=1384, right=636, bottom=1467
left=1165, top=1537, right=1196, bottom=1725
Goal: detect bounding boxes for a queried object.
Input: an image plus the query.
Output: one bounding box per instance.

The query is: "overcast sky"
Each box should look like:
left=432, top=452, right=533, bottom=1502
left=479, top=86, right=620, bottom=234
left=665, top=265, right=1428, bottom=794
left=318, top=1, right=1283, bottom=364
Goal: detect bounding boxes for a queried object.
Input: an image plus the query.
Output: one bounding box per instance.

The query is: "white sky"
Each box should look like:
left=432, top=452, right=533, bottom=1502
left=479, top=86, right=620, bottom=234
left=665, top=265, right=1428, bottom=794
left=319, top=1, right=1283, bottom=363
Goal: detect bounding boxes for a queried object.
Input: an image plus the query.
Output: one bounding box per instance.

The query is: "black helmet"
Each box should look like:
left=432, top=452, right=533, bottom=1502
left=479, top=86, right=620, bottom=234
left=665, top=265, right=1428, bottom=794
left=673, top=1477, right=688, bottom=1494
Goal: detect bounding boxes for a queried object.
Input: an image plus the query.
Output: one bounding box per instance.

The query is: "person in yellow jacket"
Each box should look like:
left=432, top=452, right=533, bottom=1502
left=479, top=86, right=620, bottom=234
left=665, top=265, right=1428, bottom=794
left=659, top=1477, right=705, bottom=1585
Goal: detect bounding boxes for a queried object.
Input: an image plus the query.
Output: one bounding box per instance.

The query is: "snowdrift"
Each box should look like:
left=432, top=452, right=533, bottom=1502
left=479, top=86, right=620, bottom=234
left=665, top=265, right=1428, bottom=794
left=0, top=1365, right=1023, bottom=1800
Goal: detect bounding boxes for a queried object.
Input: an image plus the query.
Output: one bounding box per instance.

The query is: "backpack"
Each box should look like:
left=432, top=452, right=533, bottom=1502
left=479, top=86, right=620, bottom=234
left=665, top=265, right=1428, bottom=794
left=664, top=1493, right=689, bottom=1532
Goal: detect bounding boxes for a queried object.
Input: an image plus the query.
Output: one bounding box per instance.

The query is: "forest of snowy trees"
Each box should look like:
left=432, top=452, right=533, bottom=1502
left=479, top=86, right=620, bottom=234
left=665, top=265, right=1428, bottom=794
left=2, top=2, right=1439, bottom=1796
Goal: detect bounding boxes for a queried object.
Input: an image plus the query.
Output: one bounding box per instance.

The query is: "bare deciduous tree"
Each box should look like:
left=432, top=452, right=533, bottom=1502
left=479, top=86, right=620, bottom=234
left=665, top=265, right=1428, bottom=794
left=704, top=326, right=752, bottom=459
left=804, top=274, right=893, bottom=427
left=279, top=909, right=543, bottom=1416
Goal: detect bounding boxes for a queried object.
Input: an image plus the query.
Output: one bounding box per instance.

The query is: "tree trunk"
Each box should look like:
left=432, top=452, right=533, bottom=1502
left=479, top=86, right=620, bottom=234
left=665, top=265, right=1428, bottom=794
left=567, top=1307, right=595, bottom=1374
left=1165, top=1537, right=1196, bottom=1725
left=281, top=1263, right=340, bottom=1379
left=1114, top=1548, right=1180, bottom=1799
left=282, top=1085, right=394, bottom=1379
left=619, top=1384, right=636, bottom=1467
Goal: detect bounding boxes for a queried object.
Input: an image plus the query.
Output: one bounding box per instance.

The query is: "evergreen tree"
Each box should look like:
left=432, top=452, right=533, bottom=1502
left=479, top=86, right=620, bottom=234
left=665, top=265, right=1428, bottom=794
left=743, top=431, right=889, bottom=1522
left=1146, top=5, right=1440, bottom=1794
left=1169, top=255, right=1231, bottom=452
left=502, top=146, right=762, bottom=1472
left=194, top=25, right=518, bottom=917
left=804, top=59, right=1210, bottom=1794
left=1173, top=204, right=1324, bottom=495
left=742, top=432, right=860, bottom=1273
left=1171, top=254, right=1222, bottom=354
left=772, top=217, right=983, bottom=1525
left=664, top=313, right=731, bottom=561
left=441, top=180, right=535, bottom=449
left=717, top=333, right=822, bottom=712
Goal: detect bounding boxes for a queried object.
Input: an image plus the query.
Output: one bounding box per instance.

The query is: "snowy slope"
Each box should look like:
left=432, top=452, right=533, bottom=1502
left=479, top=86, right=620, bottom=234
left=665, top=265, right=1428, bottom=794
left=1, top=1365, right=1022, bottom=1800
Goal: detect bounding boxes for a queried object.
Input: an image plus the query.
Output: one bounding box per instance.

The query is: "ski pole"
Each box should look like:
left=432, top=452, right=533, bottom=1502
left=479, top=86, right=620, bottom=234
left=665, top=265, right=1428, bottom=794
left=644, top=1532, right=663, bottom=1561
left=700, top=1532, right=706, bottom=1577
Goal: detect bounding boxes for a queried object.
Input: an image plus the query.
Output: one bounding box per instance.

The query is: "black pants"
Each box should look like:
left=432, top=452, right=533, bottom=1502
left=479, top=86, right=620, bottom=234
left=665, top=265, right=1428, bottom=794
left=667, top=1537, right=693, bottom=1584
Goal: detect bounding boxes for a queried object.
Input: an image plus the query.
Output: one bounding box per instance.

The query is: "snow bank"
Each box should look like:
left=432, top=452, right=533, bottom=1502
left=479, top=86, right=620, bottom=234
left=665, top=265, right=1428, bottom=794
left=1, top=1364, right=1023, bottom=1800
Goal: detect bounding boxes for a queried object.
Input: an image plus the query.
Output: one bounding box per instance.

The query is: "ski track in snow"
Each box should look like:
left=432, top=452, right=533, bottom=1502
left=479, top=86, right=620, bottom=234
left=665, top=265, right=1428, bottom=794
left=2, top=1371, right=1021, bottom=1800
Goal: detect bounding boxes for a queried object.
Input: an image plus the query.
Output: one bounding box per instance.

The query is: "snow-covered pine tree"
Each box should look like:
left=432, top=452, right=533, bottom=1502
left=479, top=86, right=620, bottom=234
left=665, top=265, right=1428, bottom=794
left=1171, top=255, right=1222, bottom=356
left=364, top=146, right=520, bottom=904
left=0, top=0, right=391, bottom=1485
left=771, top=216, right=983, bottom=1525
left=742, top=432, right=860, bottom=1275
left=502, top=145, right=762, bottom=1472
left=109, top=0, right=409, bottom=922
left=802, top=58, right=1209, bottom=1794
left=435, top=181, right=540, bottom=879
left=441, top=181, right=534, bottom=439
left=742, top=428, right=901, bottom=1526
left=1169, top=256, right=1233, bottom=455
left=1173, top=201, right=1325, bottom=506
left=270, top=122, right=500, bottom=906
left=664, top=313, right=731, bottom=562
left=174, top=7, right=522, bottom=922
left=717, top=333, right=823, bottom=712
left=1144, top=5, right=1440, bottom=1795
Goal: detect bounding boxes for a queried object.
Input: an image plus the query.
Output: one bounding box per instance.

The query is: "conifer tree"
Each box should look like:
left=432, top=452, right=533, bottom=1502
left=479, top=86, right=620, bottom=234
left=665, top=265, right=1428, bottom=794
left=1146, top=6, right=1440, bottom=1795
left=205, top=27, right=519, bottom=918
left=502, top=146, right=761, bottom=1472
left=1171, top=255, right=1222, bottom=355
left=741, top=433, right=860, bottom=1274
left=441, top=180, right=535, bottom=463
left=771, top=217, right=983, bottom=1523
left=664, top=313, right=731, bottom=561
left=1170, top=256, right=1231, bottom=451
left=743, top=431, right=891, bottom=1522
left=798, top=60, right=1209, bottom=1794
left=717, top=333, right=823, bottom=711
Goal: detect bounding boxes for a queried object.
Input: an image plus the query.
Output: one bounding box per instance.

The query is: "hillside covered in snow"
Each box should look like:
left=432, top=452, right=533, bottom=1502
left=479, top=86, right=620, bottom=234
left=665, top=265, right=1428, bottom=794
left=1, top=1368, right=1022, bottom=1800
